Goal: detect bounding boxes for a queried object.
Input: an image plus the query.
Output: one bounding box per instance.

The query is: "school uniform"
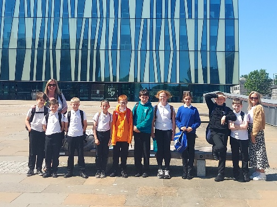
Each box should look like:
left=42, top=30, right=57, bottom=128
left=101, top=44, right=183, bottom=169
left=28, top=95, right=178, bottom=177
left=64, top=110, right=87, bottom=173
left=26, top=106, right=48, bottom=171
left=93, top=112, right=112, bottom=173
left=229, top=110, right=249, bottom=178
left=42, top=111, right=65, bottom=174
left=154, top=103, right=175, bottom=170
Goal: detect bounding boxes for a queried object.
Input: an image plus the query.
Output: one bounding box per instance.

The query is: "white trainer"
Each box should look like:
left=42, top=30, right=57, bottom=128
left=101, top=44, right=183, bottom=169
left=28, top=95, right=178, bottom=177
left=253, top=172, right=266, bottom=181
left=157, top=169, right=164, bottom=179
left=250, top=171, right=260, bottom=179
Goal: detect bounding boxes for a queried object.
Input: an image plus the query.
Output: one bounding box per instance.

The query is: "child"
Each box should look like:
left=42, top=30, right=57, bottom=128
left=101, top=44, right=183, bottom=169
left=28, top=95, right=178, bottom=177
left=176, top=92, right=201, bottom=179
left=247, top=91, right=269, bottom=181
left=64, top=97, right=88, bottom=179
left=110, top=95, right=133, bottom=178
left=42, top=99, right=65, bottom=178
left=228, top=98, right=249, bottom=182
left=25, top=92, right=48, bottom=176
left=205, top=92, right=236, bottom=182
left=93, top=99, right=112, bottom=178
left=151, top=90, right=175, bottom=179
left=133, top=89, right=153, bottom=178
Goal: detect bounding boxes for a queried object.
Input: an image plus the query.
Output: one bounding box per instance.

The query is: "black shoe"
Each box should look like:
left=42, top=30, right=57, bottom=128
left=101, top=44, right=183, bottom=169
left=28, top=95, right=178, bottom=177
left=243, top=173, right=250, bottom=182
left=43, top=172, right=51, bottom=178
left=64, top=172, right=73, bottom=178
left=182, top=172, right=187, bottom=179
left=80, top=171, right=88, bottom=179
left=27, top=169, right=34, bottom=177
left=121, top=170, right=128, bottom=178
left=233, top=175, right=239, bottom=181
left=110, top=171, right=117, bottom=177
left=52, top=172, right=58, bottom=178
left=134, top=172, right=141, bottom=177
left=37, top=169, right=44, bottom=176
left=187, top=170, right=193, bottom=180
left=95, top=170, right=101, bottom=178
left=142, top=172, right=148, bottom=178
left=214, top=173, right=224, bottom=182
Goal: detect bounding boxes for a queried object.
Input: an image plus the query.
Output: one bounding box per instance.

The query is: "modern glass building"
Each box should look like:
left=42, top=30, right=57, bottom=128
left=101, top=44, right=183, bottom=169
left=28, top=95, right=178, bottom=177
left=0, top=0, right=239, bottom=102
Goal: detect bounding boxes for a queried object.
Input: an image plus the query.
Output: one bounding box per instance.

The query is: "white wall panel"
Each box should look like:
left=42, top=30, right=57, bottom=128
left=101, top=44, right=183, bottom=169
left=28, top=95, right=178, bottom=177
left=217, top=51, right=225, bottom=84
left=217, top=19, right=225, bottom=51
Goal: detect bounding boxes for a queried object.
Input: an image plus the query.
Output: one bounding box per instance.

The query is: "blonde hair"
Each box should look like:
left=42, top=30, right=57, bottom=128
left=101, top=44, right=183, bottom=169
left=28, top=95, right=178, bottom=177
left=118, top=94, right=128, bottom=102
left=248, top=91, right=262, bottom=110
left=71, top=97, right=80, bottom=103
left=182, top=91, right=193, bottom=102
left=44, top=79, right=61, bottom=96
left=155, top=90, right=172, bottom=99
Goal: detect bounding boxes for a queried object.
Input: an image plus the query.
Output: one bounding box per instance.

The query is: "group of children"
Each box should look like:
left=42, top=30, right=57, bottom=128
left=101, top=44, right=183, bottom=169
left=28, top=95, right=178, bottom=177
left=25, top=89, right=269, bottom=182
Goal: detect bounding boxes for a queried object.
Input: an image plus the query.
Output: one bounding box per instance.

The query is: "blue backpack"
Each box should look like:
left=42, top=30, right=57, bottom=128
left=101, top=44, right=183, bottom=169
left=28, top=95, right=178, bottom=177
left=174, top=131, right=187, bottom=153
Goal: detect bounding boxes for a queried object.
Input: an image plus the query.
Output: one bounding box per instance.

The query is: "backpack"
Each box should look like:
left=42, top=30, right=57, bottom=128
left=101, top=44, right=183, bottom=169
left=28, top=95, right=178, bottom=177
left=45, top=112, right=62, bottom=128
left=67, top=110, right=84, bottom=128
left=25, top=106, right=48, bottom=130
left=153, top=105, right=174, bottom=122
left=174, top=131, right=187, bottom=153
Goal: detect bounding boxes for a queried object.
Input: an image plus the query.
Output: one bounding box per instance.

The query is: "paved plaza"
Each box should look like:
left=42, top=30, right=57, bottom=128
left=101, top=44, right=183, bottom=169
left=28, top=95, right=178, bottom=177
left=0, top=100, right=277, bottom=207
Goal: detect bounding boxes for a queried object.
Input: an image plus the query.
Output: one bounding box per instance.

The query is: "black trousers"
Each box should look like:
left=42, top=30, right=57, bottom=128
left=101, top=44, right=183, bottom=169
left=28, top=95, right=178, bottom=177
left=112, top=142, right=129, bottom=171
left=95, top=130, right=110, bottom=172
left=182, top=133, right=196, bottom=170
left=211, top=129, right=229, bottom=174
left=134, top=132, right=151, bottom=173
left=66, top=135, right=85, bottom=172
left=230, top=137, right=249, bottom=176
left=45, top=133, right=62, bottom=173
left=155, top=129, right=172, bottom=170
left=28, top=130, right=45, bottom=170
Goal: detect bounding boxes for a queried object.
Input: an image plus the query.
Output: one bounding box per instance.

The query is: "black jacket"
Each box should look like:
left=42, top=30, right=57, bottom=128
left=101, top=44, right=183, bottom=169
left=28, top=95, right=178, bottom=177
left=205, top=93, right=236, bottom=131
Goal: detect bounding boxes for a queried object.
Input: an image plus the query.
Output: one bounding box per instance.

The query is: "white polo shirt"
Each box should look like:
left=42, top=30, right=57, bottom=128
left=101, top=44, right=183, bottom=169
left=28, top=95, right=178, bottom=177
left=26, top=106, right=48, bottom=132
left=154, top=103, right=175, bottom=130
left=42, top=111, right=65, bottom=135
left=64, top=110, right=87, bottom=137
left=230, top=110, right=248, bottom=140
left=93, top=112, right=112, bottom=132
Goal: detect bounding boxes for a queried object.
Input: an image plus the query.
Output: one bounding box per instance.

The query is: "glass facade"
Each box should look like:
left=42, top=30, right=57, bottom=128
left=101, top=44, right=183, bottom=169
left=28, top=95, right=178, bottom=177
left=0, top=0, right=239, bottom=102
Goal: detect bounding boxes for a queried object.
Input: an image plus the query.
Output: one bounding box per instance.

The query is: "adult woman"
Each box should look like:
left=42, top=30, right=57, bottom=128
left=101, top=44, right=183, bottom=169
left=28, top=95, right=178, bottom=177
left=44, top=79, right=67, bottom=114
left=151, top=90, right=175, bottom=179
left=248, top=91, right=269, bottom=180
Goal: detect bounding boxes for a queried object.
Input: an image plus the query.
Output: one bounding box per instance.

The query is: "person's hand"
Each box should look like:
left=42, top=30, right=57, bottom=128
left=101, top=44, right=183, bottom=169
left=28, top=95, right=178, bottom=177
left=108, top=139, right=111, bottom=146
left=151, top=132, right=155, bottom=138
left=221, top=116, right=226, bottom=125
left=28, top=127, right=32, bottom=132
left=186, top=127, right=193, bottom=133
left=181, top=126, right=187, bottom=131
left=171, top=133, right=175, bottom=141
left=134, top=126, right=140, bottom=133
left=95, top=138, right=100, bottom=145
left=251, top=134, right=256, bottom=144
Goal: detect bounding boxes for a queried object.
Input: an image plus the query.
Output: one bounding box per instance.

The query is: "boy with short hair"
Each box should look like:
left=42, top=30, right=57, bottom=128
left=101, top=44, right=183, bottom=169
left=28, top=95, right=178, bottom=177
left=25, top=92, right=48, bottom=176
left=205, top=92, right=236, bottom=182
left=42, top=99, right=65, bottom=178
left=64, top=97, right=88, bottom=179
left=93, top=99, right=112, bottom=178
left=110, top=95, right=133, bottom=178
left=228, top=98, right=250, bottom=182
left=133, top=89, right=154, bottom=178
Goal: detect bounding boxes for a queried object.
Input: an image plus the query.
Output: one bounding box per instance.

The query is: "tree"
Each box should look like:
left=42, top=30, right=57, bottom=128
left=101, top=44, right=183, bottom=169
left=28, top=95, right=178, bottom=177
left=244, top=69, right=272, bottom=95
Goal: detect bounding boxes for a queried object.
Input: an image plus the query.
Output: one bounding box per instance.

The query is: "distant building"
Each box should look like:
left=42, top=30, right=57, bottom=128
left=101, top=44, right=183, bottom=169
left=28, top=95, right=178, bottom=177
left=230, top=77, right=247, bottom=95
left=271, top=86, right=277, bottom=100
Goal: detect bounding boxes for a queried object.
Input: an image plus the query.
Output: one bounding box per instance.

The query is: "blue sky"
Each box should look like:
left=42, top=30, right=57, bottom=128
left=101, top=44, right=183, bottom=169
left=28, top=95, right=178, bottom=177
left=239, top=0, right=277, bottom=79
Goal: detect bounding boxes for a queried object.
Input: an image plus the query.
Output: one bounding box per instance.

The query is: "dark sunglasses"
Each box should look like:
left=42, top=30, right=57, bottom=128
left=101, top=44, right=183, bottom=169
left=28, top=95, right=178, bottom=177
left=48, top=84, right=56, bottom=87
left=250, top=97, right=258, bottom=100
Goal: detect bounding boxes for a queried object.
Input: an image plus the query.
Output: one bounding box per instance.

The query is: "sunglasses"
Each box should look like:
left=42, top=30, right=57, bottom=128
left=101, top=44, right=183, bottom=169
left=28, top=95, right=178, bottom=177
left=48, top=84, right=56, bottom=87
left=250, top=97, right=258, bottom=100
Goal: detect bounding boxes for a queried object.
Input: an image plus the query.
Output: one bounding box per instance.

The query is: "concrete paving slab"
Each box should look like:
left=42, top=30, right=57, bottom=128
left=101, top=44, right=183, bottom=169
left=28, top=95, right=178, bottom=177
left=204, top=198, right=249, bottom=207
left=0, top=182, right=48, bottom=193
left=63, top=194, right=126, bottom=206
left=246, top=199, right=276, bottom=207
left=11, top=193, right=68, bottom=205
left=0, top=174, right=26, bottom=183
left=0, top=192, right=21, bottom=203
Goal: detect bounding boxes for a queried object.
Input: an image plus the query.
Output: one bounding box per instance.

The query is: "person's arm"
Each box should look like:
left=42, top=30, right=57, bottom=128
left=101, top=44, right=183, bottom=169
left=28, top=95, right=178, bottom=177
left=60, top=93, right=68, bottom=114
left=92, top=113, right=99, bottom=145
left=204, top=93, right=217, bottom=113
left=128, top=111, right=133, bottom=144
left=226, top=107, right=237, bottom=122
left=108, top=113, right=113, bottom=146
left=42, top=117, right=46, bottom=131
left=252, top=105, right=265, bottom=137
left=171, top=110, right=176, bottom=140
left=229, top=121, right=236, bottom=130
left=175, top=107, right=184, bottom=130
left=111, top=111, right=117, bottom=146
left=25, top=113, right=31, bottom=132
left=190, top=108, right=201, bottom=130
